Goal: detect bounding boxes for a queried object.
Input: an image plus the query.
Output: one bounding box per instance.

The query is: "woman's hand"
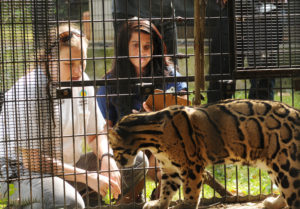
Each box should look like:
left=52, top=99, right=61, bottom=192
left=87, top=134, right=121, bottom=199
left=132, top=109, right=140, bottom=113
left=142, top=102, right=152, bottom=112
left=87, top=172, right=121, bottom=199
left=101, top=155, right=121, bottom=190
left=131, top=102, right=152, bottom=113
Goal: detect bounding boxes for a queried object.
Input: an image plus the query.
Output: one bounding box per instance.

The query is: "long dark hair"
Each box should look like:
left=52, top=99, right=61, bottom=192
left=108, top=18, right=173, bottom=119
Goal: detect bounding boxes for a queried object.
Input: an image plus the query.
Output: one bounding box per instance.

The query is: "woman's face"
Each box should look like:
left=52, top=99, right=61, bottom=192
left=59, top=46, right=87, bottom=81
left=128, top=31, right=154, bottom=76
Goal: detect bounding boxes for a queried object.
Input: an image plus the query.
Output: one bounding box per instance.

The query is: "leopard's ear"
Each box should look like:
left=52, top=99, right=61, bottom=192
left=108, top=129, right=120, bottom=146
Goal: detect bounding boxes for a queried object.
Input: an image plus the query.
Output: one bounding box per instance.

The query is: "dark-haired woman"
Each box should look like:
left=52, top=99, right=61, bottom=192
left=97, top=18, right=188, bottom=200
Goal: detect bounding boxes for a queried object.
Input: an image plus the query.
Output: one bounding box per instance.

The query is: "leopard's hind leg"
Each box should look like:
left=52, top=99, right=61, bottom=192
left=275, top=172, right=300, bottom=209
left=267, top=145, right=300, bottom=209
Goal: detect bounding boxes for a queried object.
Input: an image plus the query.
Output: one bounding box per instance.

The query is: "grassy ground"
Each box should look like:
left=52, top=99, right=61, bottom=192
left=141, top=165, right=279, bottom=203
left=101, top=164, right=279, bottom=204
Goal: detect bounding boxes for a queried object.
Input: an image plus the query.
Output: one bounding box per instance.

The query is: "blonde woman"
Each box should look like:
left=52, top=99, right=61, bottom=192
left=0, top=24, right=146, bottom=208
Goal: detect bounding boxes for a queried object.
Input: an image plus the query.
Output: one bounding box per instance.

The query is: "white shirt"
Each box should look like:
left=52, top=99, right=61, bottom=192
left=0, top=68, right=51, bottom=160
left=59, top=73, right=105, bottom=165
left=0, top=70, right=105, bottom=170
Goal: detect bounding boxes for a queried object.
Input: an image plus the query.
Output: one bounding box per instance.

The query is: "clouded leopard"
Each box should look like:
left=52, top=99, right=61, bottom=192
left=108, top=99, right=300, bottom=209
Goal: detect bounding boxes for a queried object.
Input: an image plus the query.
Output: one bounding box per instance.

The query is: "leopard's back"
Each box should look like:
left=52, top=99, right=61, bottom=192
left=193, top=100, right=300, bottom=166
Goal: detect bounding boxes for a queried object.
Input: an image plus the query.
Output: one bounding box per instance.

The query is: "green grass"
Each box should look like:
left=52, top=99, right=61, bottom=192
left=102, top=163, right=280, bottom=204
left=0, top=184, right=16, bottom=208
left=203, top=165, right=278, bottom=198
left=235, top=80, right=300, bottom=109
left=141, top=165, right=279, bottom=203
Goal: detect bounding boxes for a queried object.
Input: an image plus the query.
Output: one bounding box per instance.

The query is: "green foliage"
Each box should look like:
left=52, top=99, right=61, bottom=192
left=102, top=188, right=116, bottom=205
left=1, top=1, right=35, bottom=91
left=0, top=183, right=16, bottom=208
left=85, top=47, right=114, bottom=80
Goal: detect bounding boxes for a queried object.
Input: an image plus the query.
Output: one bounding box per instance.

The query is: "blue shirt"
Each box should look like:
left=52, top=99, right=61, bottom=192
left=97, top=69, right=187, bottom=125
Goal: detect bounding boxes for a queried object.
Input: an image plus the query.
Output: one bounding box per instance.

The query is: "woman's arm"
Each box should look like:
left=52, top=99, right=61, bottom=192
left=94, top=85, right=121, bottom=189
left=87, top=132, right=121, bottom=193
left=20, top=147, right=121, bottom=199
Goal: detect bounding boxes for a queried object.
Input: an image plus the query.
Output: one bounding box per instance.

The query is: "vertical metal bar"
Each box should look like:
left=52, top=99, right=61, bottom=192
left=287, top=0, right=292, bottom=67
left=279, top=76, right=283, bottom=101
left=101, top=0, right=111, bottom=205
left=275, top=0, right=280, bottom=68
left=183, top=0, right=190, bottom=101
left=79, top=0, right=90, bottom=204
left=193, top=0, right=205, bottom=105
left=43, top=1, right=56, bottom=206
left=90, top=0, right=102, bottom=205
left=271, top=178, right=273, bottom=194
left=1, top=2, right=10, bottom=207
left=224, top=165, right=227, bottom=198
left=213, top=165, right=216, bottom=198
left=170, top=0, right=178, bottom=105
left=259, top=168, right=262, bottom=199
left=247, top=166, right=250, bottom=198
left=263, top=0, right=268, bottom=68
left=21, top=1, right=34, bottom=207
left=291, top=77, right=295, bottom=107
left=228, top=0, right=236, bottom=80
left=9, top=1, right=22, bottom=207
left=32, top=0, right=43, bottom=205
left=55, top=0, right=67, bottom=205
left=251, top=0, right=257, bottom=68
left=235, top=165, right=239, bottom=202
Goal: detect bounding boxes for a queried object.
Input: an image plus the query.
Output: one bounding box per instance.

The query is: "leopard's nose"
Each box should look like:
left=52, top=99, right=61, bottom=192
left=120, top=156, right=128, bottom=166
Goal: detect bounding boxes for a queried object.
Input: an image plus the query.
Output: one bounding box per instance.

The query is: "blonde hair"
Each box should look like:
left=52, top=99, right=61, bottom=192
left=43, top=24, right=88, bottom=82
left=58, top=23, right=88, bottom=52
left=40, top=23, right=88, bottom=61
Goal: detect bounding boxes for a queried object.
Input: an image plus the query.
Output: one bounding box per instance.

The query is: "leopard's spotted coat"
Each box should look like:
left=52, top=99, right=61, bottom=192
left=109, top=99, right=300, bottom=209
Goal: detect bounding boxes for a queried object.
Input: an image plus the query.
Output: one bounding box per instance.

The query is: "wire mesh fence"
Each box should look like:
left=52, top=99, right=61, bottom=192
left=0, top=0, right=61, bottom=175
left=234, top=0, right=300, bottom=107
left=235, top=0, right=300, bottom=70
left=0, top=0, right=299, bottom=208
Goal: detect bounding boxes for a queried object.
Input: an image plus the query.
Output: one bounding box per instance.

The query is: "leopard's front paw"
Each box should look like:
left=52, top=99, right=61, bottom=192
left=263, top=195, right=286, bottom=209
left=143, top=200, right=168, bottom=209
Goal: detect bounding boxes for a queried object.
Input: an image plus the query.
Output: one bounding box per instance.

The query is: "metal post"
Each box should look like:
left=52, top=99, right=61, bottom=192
left=194, top=0, right=206, bottom=105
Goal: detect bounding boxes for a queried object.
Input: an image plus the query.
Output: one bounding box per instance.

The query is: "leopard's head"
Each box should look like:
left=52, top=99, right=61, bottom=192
left=108, top=127, right=138, bottom=168
left=108, top=109, right=172, bottom=167
left=108, top=113, right=147, bottom=167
